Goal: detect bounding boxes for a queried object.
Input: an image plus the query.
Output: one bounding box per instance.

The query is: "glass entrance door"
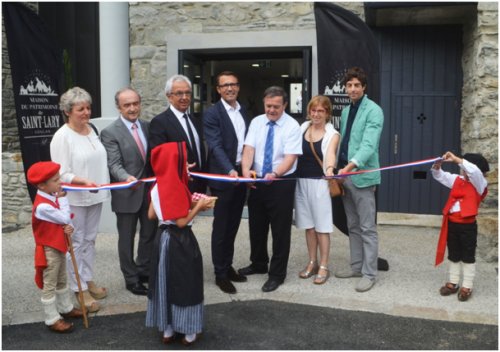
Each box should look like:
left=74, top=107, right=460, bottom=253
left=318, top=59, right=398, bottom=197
left=178, top=47, right=312, bottom=121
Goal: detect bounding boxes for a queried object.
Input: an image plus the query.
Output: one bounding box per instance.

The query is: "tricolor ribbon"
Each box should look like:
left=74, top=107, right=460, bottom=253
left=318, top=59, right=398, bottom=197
left=62, top=157, right=442, bottom=192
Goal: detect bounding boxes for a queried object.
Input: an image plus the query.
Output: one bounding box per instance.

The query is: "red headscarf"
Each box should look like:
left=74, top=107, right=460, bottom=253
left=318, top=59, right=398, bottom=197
left=151, top=142, right=192, bottom=220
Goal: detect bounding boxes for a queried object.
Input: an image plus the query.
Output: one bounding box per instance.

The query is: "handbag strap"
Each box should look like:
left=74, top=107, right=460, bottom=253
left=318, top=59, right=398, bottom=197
left=308, top=126, right=324, bottom=171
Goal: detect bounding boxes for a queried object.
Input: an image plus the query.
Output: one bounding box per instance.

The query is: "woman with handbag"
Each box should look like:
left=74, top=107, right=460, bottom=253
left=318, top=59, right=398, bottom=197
left=294, top=95, right=340, bottom=284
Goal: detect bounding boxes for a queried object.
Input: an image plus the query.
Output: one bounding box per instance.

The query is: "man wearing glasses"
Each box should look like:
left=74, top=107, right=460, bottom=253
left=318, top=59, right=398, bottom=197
left=203, top=71, right=251, bottom=294
left=149, top=74, right=206, bottom=193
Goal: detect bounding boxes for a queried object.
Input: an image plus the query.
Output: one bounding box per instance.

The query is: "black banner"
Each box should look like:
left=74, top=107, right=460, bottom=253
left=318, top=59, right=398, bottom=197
left=3, top=3, right=64, bottom=201
left=314, top=3, right=381, bottom=235
left=314, top=2, right=380, bottom=131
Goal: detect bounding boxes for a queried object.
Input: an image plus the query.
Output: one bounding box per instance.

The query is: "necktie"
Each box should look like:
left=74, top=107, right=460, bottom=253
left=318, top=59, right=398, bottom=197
left=182, top=114, right=200, bottom=167
left=131, top=123, right=146, bottom=161
left=262, top=121, right=276, bottom=176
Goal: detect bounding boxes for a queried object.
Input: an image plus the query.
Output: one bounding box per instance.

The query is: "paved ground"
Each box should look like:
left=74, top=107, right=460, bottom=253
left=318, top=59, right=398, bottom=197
left=2, top=215, right=498, bottom=349
left=2, top=301, right=497, bottom=350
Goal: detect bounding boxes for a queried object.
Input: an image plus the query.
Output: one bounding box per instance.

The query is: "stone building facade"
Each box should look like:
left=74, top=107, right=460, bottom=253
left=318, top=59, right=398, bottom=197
left=2, top=2, right=498, bottom=261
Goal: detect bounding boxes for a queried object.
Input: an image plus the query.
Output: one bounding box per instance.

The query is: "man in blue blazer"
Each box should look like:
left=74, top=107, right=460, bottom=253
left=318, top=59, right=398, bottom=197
left=149, top=74, right=207, bottom=194
left=101, top=87, right=158, bottom=296
left=335, top=67, right=384, bottom=293
left=203, top=71, right=251, bottom=294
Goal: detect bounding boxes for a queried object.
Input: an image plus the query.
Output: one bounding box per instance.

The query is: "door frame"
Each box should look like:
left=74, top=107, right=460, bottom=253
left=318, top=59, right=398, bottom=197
left=178, top=47, right=312, bottom=120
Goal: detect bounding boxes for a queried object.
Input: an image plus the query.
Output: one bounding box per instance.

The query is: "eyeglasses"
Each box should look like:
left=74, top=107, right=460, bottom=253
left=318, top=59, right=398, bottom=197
left=218, top=83, right=240, bottom=89
left=310, top=109, right=327, bottom=114
left=169, top=91, right=192, bottom=98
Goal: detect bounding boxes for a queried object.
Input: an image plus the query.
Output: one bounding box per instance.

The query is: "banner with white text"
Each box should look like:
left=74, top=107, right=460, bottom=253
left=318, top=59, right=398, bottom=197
left=3, top=3, right=64, bottom=201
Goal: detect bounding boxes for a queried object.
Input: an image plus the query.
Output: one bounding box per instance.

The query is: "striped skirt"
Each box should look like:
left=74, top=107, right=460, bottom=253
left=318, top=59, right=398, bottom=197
left=145, top=229, right=204, bottom=334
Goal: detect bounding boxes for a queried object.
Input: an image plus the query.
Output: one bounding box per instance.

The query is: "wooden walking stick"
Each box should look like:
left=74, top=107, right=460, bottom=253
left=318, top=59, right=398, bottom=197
left=65, top=232, right=89, bottom=328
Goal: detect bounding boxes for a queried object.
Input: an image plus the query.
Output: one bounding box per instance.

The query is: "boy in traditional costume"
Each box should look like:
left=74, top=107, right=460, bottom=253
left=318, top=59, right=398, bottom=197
left=432, top=151, right=489, bottom=301
left=27, top=161, right=83, bottom=333
left=145, top=142, right=215, bottom=346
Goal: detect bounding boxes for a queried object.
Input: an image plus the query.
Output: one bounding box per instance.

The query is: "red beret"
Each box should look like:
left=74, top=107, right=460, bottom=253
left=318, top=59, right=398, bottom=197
left=27, top=161, right=61, bottom=185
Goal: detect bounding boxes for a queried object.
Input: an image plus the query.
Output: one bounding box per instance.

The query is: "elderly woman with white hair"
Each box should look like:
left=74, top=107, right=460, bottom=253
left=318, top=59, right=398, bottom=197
left=50, top=87, right=110, bottom=313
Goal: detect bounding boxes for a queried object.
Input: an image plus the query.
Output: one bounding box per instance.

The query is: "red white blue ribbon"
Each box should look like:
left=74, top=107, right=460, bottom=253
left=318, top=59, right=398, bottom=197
left=62, top=157, right=441, bottom=192
left=62, top=177, right=156, bottom=192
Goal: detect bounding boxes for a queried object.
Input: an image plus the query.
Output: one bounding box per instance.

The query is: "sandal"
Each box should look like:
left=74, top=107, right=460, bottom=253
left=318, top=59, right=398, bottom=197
left=458, top=287, right=472, bottom=302
left=299, top=260, right=319, bottom=279
left=439, top=282, right=459, bottom=296
left=75, top=290, right=101, bottom=313
left=87, top=281, right=108, bottom=300
left=313, top=265, right=330, bottom=285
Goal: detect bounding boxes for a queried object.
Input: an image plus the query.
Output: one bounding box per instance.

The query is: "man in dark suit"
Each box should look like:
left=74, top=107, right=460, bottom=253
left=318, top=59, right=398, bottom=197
left=149, top=74, right=206, bottom=194
left=203, top=71, right=251, bottom=294
left=101, top=87, right=158, bottom=296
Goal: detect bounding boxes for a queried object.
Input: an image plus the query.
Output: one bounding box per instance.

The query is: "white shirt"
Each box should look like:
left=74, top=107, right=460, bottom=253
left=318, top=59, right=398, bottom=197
left=431, top=159, right=488, bottom=214
left=221, top=99, right=246, bottom=163
left=34, top=190, right=73, bottom=226
left=50, top=124, right=110, bottom=206
left=170, top=105, right=201, bottom=165
left=120, top=115, right=148, bottom=151
left=244, top=112, right=302, bottom=177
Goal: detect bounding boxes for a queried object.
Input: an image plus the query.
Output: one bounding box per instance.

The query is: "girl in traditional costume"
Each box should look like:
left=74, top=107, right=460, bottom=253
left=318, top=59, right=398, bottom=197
left=145, top=142, right=214, bottom=345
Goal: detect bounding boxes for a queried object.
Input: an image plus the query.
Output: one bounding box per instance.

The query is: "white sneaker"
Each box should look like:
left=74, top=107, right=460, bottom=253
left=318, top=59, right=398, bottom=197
left=355, top=277, right=375, bottom=292
left=334, top=269, right=362, bottom=279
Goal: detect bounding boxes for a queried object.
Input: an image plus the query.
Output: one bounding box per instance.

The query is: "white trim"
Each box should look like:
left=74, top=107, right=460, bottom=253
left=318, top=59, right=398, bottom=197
left=166, top=29, right=318, bottom=96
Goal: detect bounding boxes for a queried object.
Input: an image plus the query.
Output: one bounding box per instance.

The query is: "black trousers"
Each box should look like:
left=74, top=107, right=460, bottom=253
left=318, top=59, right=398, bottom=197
left=447, top=220, right=477, bottom=263
left=247, top=177, right=296, bottom=281
left=210, top=183, right=247, bottom=279
left=116, top=193, right=158, bottom=285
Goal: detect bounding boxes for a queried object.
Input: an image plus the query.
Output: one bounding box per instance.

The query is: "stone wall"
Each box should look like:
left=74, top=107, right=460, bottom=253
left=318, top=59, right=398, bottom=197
left=2, top=3, right=37, bottom=232
left=461, top=2, right=498, bottom=261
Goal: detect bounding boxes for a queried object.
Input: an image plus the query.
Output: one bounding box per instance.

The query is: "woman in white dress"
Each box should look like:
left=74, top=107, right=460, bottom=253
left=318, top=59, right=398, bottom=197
left=294, top=95, right=340, bottom=284
left=50, top=87, right=110, bottom=312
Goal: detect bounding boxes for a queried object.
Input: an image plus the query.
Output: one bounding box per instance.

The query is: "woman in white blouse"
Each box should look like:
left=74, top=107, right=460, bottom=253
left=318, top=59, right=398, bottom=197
left=50, top=87, right=110, bottom=313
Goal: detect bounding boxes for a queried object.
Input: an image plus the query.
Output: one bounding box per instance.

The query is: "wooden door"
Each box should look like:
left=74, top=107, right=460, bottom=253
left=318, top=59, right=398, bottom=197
left=375, top=26, right=462, bottom=214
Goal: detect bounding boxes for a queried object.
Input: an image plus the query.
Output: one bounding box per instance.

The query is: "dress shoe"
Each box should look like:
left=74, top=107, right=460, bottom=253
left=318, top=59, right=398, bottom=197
left=261, top=278, right=283, bottom=292
left=61, top=307, right=84, bottom=319
left=162, top=334, right=177, bottom=344
left=215, top=278, right=237, bottom=294
left=139, top=275, right=149, bottom=284
left=238, top=265, right=267, bottom=276
left=126, top=282, right=148, bottom=296
left=48, top=319, right=74, bottom=333
left=227, top=266, right=247, bottom=282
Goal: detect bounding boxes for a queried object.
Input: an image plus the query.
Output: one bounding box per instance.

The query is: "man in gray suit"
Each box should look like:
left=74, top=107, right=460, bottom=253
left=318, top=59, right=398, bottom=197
left=101, top=87, right=157, bottom=296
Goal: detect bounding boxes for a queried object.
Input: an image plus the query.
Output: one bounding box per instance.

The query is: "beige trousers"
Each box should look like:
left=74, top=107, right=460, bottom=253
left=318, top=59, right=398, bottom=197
left=42, top=246, right=68, bottom=301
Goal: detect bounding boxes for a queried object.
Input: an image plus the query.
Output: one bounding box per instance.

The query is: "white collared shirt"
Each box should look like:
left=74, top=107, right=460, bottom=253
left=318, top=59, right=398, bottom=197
left=244, top=112, right=302, bottom=176
left=221, top=99, right=246, bottom=163
left=170, top=106, right=201, bottom=164
left=431, top=159, right=488, bottom=213
left=34, top=190, right=73, bottom=226
left=120, top=115, right=148, bottom=151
